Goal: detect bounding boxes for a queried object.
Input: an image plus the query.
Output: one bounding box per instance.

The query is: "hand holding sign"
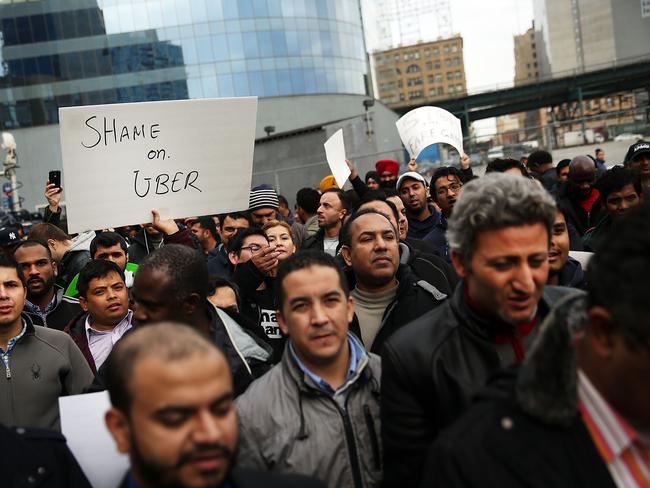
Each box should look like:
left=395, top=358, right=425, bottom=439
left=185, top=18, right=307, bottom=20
left=324, top=129, right=351, bottom=188
left=396, top=106, right=463, bottom=158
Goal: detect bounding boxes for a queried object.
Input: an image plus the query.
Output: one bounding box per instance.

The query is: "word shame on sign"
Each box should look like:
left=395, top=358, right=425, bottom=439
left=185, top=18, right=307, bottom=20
left=396, top=106, right=464, bottom=158
left=59, top=97, right=258, bottom=234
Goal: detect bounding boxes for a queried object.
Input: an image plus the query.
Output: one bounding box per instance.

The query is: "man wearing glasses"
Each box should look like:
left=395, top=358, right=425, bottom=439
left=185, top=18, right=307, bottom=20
left=422, top=167, right=465, bottom=261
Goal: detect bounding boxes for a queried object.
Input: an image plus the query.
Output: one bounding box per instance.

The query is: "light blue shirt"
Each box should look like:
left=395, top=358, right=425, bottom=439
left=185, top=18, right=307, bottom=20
left=289, top=332, right=368, bottom=395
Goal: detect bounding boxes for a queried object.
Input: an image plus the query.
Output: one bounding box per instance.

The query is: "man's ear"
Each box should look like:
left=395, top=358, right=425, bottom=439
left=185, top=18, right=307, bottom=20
left=46, top=239, right=58, bottom=257
left=79, top=296, right=89, bottom=313
left=51, top=261, right=58, bottom=277
left=340, top=245, right=353, bottom=267
left=228, top=252, right=238, bottom=267
left=586, top=306, right=617, bottom=359
left=277, top=308, right=289, bottom=336
left=105, top=408, right=131, bottom=454
left=450, top=251, right=467, bottom=278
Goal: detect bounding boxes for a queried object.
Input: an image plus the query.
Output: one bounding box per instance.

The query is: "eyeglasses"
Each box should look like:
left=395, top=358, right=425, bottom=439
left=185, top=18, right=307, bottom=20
left=435, top=182, right=462, bottom=196
left=240, top=244, right=262, bottom=253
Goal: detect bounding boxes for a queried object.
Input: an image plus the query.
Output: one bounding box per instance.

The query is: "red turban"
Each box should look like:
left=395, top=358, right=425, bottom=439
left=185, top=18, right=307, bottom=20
left=375, top=159, right=400, bottom=177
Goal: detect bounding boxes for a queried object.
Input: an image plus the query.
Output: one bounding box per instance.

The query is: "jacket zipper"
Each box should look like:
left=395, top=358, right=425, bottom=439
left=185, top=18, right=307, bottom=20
left=363, top=405, right=381, bottom=470
left=337, top=402, right=364, bottom=488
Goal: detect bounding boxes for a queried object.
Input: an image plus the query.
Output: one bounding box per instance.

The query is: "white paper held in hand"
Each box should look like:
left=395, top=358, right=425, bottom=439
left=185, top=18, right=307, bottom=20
left=324, top=129, right=351, bottom=188
left=59, top=97, right=258, bottom=234
left=59, top=391, right=129, bottom=488
left=396, top=106, right=464, bottom=158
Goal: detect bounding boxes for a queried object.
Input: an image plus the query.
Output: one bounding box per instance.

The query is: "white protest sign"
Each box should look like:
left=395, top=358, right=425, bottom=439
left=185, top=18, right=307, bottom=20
left=59, top=97, right=258, bottom=234
left=396, top=106, right=464, bottom=158
left=60, top=391, right=129, bottom=488
left=324, top=129, right=350, bottom=188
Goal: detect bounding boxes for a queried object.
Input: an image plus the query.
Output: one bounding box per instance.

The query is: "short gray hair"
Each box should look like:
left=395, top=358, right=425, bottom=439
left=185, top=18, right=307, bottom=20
left=447, top=173, right=556, bottom=264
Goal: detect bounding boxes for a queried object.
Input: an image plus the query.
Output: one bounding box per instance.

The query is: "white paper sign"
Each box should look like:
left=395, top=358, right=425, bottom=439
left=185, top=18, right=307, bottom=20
left=60, top=391, right=129, bottom=488
left=324, top=129, right=351, bottom=188
left=59, top=97, right=258, bottom=234
left=396, top=106, right=464, bottom=158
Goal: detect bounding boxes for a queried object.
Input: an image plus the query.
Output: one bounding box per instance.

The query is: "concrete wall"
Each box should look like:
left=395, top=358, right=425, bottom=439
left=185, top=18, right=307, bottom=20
left=612, top=0, right=650, bottom=62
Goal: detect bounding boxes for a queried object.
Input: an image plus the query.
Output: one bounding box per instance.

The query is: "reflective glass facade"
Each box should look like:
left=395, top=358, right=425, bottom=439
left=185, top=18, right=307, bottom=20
left=0, top=0, right=368, bottom=128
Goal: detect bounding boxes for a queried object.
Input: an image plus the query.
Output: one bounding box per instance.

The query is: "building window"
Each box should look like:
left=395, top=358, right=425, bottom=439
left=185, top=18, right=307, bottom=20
left=406, top=64, right=421, bottom=73
left=424, top=49, right=430, bottom=57
left=453, top=58, right=460, bottom=66
left=435, top=74, right=442, bottom=82
left=434, top=61, right=441, bottom=69
left=399, top=93, right=405, bottom=101
left=444, top=45, right=450, bottom=54
left=447, top=72, right=453, bottom=80
left=445, top=59, right=452, bottom=67
left=455, top=71, right=462, bottom=79
left=437, top=86, right=444, bottom=95
left=427, top=75, right=434, bottom=83
left=451, top=45, right=458, bottom=53
left=433, top=47, right=439, bottom=56
left=425, top=61, right=432, bottom=70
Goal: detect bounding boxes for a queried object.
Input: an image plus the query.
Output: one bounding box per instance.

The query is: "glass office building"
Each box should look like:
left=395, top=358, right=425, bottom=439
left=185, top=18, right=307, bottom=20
left=0, top=0, right=368, bottom=129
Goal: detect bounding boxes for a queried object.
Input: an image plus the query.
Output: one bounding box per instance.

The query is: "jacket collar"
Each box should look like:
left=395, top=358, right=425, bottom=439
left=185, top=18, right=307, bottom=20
left=20, top=313, right=37, bottom=337
left=515, top=292, right=587, bottom=426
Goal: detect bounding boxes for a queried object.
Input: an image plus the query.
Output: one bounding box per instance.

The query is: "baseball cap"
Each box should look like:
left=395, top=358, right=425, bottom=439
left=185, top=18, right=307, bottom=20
left=397, top=171, right=428, bottom=191
left=0, top=227, right=21, bottom=247
left=624, top=140, right=650, bottom=163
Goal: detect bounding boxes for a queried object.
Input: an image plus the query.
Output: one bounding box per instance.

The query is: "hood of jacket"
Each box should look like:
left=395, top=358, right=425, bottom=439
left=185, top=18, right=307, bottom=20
left=66, top=230, right=95, bottom=253
left=515, top=291, right=588, bottom=426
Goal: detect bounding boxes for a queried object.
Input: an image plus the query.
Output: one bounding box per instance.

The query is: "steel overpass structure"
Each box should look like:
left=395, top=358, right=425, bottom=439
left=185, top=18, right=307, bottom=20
left=393, top=57, right=650, bottom=131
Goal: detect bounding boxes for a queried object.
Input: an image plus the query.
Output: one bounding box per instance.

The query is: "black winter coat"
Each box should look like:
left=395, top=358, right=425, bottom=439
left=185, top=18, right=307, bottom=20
left=380, top=283, right=575, bottom=488
left=556, top=185, right=605, bottom=237
left=350, top=264, right=447, bottom=354
left=419, top=293, right=615, bottom=488
left=26, top=286, right=81, bottom=331
left=0, top=424, right=91, bottom=487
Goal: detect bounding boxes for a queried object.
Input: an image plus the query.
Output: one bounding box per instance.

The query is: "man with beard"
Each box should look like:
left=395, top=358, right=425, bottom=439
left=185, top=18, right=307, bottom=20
left=422, top=167, right=465, bottom=260
left=375, top=159, right=400, bottom=189
left=397, top=172, right=440, bottom=240
left=556, top=156, right=605, bottom=237
left=302, top=188, right=350, bottom=255
left=381, top=174, right=574, bottom=487
left=104, top=322, right=322, bottom=488
left=13, top=241, right=80, bottom=330
left=207, top=212, right=251, bottom=279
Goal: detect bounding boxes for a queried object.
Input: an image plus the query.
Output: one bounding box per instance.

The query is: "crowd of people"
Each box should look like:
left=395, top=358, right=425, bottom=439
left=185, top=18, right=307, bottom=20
left=0, top=137, right=648, bottom=488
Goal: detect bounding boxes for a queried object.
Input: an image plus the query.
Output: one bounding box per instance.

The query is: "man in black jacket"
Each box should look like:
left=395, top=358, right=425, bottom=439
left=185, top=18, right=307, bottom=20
left=13, top=240, right=80, bottom=330
left=381, top=173, right=573, bottom=487
left=340, top=209, right=446, bottom=353
left=130, top=244, right=254, bottom=396
left=421, top=202, right=650, bottom=488
left=302, top=188, right=350, bottom=255
left=104, top=323, right=323, bottom=488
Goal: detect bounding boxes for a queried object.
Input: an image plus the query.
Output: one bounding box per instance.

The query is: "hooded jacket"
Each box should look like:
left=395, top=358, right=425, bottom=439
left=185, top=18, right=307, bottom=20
left=419, top=293, right=616, bottom=488
left=556, top=185, right=605, bottom=237
left=56, top=231, right=94, bottom=291
left=0, top=315, right=94, bottom=431
left=380, top=283, right=577, bottom=487
left=555, top=256, right=586, bottom=289
left=236, top=339, right=382, bottom=488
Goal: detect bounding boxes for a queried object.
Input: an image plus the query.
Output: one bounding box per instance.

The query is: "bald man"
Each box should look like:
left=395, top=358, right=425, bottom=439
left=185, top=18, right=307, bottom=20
left=104, top=322, right=323, bottom=488
left=555, top=155, right=605, bottom=237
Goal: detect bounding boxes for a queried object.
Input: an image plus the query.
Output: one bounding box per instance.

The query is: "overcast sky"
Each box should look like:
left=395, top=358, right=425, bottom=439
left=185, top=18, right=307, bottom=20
left=449, top=0, right=534, bottom=93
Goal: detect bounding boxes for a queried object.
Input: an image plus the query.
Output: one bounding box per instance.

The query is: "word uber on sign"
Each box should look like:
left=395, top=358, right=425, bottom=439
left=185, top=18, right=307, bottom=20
left=59, top=97, right=258, bottom=234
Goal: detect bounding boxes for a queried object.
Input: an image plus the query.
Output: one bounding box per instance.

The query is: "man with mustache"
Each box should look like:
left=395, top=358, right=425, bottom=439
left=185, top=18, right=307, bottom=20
left=236, top=251, right=382, bottom=488
left=381, top=174, right=574, bottom=487
left=547, top=205, right=586, bottom=289
left=13, top=240, right=80, bottom=330
left=105, top=322, right=322, bottom=488
left=340, top=209, right=446, bottom=353
left=397, top=172, right=439, bottom=240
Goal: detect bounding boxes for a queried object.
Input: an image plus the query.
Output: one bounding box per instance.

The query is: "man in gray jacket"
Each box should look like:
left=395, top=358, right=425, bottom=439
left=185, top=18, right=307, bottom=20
left=0, top=254, right=93, bottom=430
left=236, top=251, right=382, bottom=488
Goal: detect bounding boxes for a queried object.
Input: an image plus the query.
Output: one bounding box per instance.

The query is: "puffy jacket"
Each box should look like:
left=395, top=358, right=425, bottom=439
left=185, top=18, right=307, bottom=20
left=582, top=213, right=611, bottom=253
left=398, top=241, right=456, bottom=295
left=380, top=283, right=576, bottom=487
left=301, top=228, right=325, bottom=252
left=25, top=285, right=81, bottom=331
left=349, top=264, right=447, bottom=354
left=419, top=293, right=616, bottom=488
left=236, top=339, right=382, bottom=488
left=0, top=315, right=94, bottom=430
left=555, top=256, right=586, bottom=289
